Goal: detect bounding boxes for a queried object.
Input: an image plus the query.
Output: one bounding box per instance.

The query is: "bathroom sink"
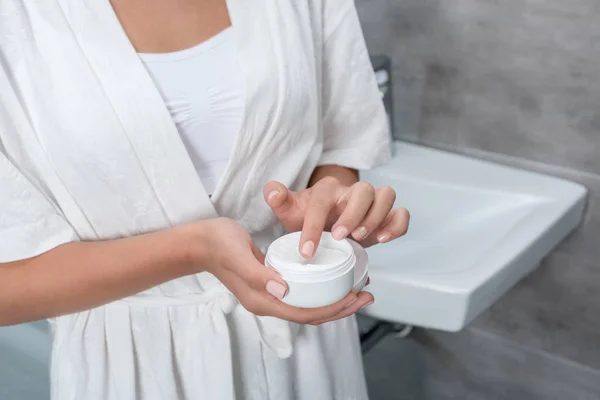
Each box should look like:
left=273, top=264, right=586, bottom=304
left=360, top=141, right=587, bottom=331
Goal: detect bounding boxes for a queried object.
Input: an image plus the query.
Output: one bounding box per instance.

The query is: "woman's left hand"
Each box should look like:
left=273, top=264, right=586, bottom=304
left=264, top=178, right=409, bottom=258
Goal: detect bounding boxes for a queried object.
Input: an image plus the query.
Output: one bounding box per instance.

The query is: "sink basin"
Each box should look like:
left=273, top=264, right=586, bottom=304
left=360, top=141, right=587, bottom=331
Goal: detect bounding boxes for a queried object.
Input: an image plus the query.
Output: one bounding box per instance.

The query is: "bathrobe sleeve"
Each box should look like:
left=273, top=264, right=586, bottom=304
left=0, top=150, right=77, bottom=262
left=319, top=0, right=392, bottom=170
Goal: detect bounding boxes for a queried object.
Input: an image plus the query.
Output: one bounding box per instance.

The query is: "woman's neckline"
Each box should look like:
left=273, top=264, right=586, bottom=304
left=138, top=27, right=233, bottom=63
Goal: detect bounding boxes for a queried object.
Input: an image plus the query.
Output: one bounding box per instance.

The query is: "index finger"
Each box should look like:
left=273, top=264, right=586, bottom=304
left=262, top=291, right=360, bottom=324
left=299, top=184, right=337, bottom=258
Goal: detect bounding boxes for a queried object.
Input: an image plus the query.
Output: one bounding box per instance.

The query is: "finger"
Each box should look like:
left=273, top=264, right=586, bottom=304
left=310, top=292, right=373, bottom=325
left=258, top=291, right=360, bottom=325
left=310, top=291, right=375, bottom=325
left=299, top=181, right=338, bottom=258
left=350, top=186, right=396, bottom=242
left=359, top=235, right=380, bottom=248
left=223, top=272, right=289, bottom=317
left=234, top=243, right=289, bottom=300
left=251, top=243, right=266, bottom=264
left=373, top=207, right=410, bottom=244
left=263, top=181, right=294, bottom=214
left=330, top=182, right=376, bottom=241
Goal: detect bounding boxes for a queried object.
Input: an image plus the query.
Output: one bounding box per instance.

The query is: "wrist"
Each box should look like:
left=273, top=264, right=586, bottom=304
left=172, top=221, right=212, bottom=275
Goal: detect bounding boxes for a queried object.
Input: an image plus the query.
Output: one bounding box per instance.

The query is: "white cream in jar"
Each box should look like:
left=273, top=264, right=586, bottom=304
left=265, top=231, right=369, bottom=308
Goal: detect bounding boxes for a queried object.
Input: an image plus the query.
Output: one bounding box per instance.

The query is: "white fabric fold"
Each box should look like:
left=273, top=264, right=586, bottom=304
left=1, top=0, right=388, bottom=398
left=115, top=285, right=296, bottom=359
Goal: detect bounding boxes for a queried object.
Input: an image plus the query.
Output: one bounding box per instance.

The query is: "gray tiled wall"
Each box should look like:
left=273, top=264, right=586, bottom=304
left=356, top=1, right=600, bottom=399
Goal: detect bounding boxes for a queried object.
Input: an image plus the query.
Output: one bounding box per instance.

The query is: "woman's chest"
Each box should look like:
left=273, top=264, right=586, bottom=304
left=2, top=0, right=324, bottom=159
left=0, top=0, right=326, bottom=233
left=109, top=0, right=232, bottom=54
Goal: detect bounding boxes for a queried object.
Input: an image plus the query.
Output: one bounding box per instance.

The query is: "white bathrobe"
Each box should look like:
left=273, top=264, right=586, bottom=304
left=0, top=1, right=391, bottom=399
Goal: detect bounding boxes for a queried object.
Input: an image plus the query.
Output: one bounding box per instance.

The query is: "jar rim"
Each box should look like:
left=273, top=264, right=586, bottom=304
left=265, top=232, right=357, bottom=282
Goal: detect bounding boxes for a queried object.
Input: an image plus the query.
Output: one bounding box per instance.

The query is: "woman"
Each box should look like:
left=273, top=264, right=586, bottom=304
left=0, top=0, right=409, bottom=399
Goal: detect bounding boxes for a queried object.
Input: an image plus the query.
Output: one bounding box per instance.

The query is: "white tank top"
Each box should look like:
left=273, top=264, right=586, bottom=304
left=139, top=28, right=243, bottom=195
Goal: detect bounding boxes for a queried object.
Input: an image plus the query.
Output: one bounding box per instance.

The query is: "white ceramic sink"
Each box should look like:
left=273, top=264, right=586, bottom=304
left=360, top=141, right=587, bottom=331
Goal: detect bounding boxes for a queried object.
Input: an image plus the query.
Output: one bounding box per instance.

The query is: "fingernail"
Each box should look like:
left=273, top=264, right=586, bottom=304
left=266, top=280, right=287, bottom=299
left=378, top=233, right=392, bottom=243
left=267, top=190, right=280, bottom=203
left=361, top=301, right=374, bottom=310
left=301, top=241, right=315, bottom=257
left=354, top=226, right=368, bottom=240
left=332, top=226, right=348, bottom=240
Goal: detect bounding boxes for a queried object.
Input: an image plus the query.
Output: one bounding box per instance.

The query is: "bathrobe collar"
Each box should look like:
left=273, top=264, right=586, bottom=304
left=55, top=0, right=282, bottom=222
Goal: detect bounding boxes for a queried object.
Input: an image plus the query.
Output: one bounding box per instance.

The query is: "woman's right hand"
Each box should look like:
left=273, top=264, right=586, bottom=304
left=190, top=217, right=373, bottom=325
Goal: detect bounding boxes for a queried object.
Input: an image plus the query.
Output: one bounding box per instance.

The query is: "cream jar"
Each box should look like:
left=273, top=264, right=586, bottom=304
left=265, top=231, right=369, bottom=308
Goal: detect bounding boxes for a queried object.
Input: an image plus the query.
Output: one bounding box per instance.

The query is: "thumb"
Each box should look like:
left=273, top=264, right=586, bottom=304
left=263, top=181, right=295, bottom=216
left=250, top=241, right=289, bottom=300
left=251, top=242, right=266, bottom=264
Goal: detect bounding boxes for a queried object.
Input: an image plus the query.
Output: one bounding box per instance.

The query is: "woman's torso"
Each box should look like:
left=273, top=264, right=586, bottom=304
left=0, top=0, right=324, bottom=243
left=139, top=27, right=245, bottom=195
left=0, top=2, right=380, bottom=398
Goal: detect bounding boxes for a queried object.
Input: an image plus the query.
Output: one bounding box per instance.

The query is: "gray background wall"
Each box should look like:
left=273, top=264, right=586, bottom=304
left=356, top=1, right=600, bottom=399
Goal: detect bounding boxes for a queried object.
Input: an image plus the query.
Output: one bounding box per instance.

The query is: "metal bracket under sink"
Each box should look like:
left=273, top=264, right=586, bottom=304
left=360, top=321, right=412, bottom=354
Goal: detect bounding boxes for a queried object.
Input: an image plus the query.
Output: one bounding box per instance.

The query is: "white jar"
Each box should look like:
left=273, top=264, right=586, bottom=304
left=265, top=232, right=369, bottom=308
